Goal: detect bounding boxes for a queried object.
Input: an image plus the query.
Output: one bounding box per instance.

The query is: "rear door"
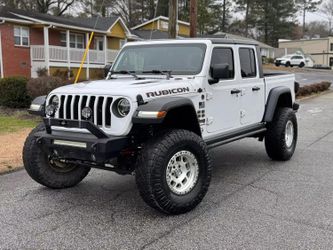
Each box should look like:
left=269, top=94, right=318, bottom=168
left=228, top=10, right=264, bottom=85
left=238, top=46, right=265, bottom=126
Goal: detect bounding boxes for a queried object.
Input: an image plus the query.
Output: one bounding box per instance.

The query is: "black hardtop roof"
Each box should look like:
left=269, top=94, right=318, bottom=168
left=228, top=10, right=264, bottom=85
left=131, top=37, right=259, bottom=46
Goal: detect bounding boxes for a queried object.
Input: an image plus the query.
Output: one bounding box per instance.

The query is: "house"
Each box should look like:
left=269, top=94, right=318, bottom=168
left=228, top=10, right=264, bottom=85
left=0, top=8, right=136, bottom=79
left=279, top=37, right=333, bottom=67
left=131, top=16, right=190, bottom=39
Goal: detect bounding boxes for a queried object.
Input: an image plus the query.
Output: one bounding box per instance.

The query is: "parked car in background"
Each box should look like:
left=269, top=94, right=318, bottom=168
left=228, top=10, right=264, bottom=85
left=275, top=54, right=306, bottom=68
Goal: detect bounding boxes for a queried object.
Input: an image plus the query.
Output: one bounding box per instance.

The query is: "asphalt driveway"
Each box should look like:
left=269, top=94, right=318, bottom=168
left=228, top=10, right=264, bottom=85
left=1, top=92, right=333, bottom=249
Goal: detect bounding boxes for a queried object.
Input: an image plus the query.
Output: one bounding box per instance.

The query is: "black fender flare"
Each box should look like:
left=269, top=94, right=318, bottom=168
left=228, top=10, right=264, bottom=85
left=263, top=87, right=293, bottom=123
left=132, top=96, right=197, bottom=124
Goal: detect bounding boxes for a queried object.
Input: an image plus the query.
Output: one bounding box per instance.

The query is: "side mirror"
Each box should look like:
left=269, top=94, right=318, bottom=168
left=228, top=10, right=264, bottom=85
left=210, top=63, right=230, bottom=84
left=104, top=63, right=112, bottom=78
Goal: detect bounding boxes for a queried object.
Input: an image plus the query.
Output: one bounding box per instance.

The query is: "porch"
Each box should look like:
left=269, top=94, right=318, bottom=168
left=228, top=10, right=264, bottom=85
left=31, top=45, right=119, bottom=65
left=30, top=26, right=123, bottom=79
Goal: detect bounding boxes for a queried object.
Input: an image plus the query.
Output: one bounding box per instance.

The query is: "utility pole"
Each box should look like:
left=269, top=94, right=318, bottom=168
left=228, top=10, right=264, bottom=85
left=168, top=0, right=177, bottom=38
left=189, top=0, right=197, bottom=37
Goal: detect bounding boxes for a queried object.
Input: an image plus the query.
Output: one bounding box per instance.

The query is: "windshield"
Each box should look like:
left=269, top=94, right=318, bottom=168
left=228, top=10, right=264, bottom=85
left=112, top=43, right=207, bottom=75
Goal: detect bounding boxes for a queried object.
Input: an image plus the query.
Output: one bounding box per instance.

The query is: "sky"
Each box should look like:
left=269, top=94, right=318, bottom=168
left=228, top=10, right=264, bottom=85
left=296, top=0, right=329, bottom=23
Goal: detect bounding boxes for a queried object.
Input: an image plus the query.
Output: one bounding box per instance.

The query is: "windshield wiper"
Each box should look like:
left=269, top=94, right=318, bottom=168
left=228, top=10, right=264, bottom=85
left=110, top=70, right=139, bottom=80
left=142, top=70, right=173, bottom=80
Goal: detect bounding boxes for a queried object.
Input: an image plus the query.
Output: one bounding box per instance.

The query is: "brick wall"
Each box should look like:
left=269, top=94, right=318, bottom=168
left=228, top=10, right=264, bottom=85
left=0, top=22, right=31, bottom=78
left=30, top=28, right=62, bottom=46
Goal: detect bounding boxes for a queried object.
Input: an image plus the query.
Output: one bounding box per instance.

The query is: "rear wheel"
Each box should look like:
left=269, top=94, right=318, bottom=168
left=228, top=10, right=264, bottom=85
left=135, top=129, right=212, bottom=215
left=23, top=123, right=91, bottom=189
left=265, top=108, right=298, bottom=161
left=299, top=62, right=305, bottom=68
left=285, top=62, right=291, bottom=67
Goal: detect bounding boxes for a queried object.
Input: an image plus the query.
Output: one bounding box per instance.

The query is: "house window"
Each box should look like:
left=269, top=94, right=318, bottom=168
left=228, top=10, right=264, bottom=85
left=239, top=48, right=257, bottom=78
left=330, top=57, right=333, bottom=67
left=330, top=43, right=333, bottom=51
left=14, top=26, right=29, bottom=46
left=69, top=33, right=84, bottom=49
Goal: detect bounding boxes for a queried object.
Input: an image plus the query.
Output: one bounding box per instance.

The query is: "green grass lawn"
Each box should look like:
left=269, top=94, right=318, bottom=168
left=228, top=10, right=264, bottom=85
left=0, top=115, right=39, bottom=134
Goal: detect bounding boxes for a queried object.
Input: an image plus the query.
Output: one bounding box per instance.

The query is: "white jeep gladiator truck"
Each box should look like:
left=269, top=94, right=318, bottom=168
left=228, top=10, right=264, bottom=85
left=24, top=39, right=299, bottom=215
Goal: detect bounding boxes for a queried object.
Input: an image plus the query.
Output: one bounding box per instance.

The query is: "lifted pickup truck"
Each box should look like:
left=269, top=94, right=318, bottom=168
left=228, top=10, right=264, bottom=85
left=24, top=39, right=299, bottom=215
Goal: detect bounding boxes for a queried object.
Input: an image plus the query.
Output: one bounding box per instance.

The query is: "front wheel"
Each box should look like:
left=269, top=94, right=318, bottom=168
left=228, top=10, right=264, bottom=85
left=23, top=123, right=91, bottom=189
left=265, top=108, right=298, bottom=161
left=135, top=129, right=212, bottom=215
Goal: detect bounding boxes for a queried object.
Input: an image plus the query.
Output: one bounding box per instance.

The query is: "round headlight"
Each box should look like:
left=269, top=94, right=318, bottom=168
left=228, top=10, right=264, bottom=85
left=45, top=104, right=56, bottom=117
left=82, top=107, right=92, bottom=120
left=115, top=98, right=130, bottom=117
left=50, top=95, right=59, bottom=107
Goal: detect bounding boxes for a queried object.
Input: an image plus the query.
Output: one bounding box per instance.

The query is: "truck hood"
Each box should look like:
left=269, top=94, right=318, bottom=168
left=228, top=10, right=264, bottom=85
left=50, top=76, right=198, bottom=102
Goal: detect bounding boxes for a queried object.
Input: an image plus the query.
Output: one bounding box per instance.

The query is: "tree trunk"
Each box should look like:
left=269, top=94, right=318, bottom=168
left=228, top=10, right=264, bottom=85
left=245, top=0, right=250, bottom=37
left=189, top=0, right=197, bottom=37
left=169, top=0, right=177, bottom=38
left=222, top=0, right=227, bottom=32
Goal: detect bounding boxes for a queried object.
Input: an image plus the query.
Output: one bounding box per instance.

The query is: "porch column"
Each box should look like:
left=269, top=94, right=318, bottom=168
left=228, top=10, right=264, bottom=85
left=86, top=33, right=90, bottom=80
left=104, top=35, right=107, bottom=65
left=66, top=30, right=70, bottom=78
left=43, top=26, right=50, bottom=75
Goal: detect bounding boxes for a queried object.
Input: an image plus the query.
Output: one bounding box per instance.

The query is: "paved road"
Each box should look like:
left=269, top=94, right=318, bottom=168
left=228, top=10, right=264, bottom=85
left=265, top=69, right=333, bottom=86
left=295, top=71, right=333, bottom=85
left=1, top=93, right=333, bottom=249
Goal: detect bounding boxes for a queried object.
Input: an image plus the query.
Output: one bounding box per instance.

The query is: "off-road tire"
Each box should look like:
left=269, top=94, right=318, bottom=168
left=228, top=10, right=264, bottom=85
left=23, top=123, right=91, bottom=189
left=285, top=62, right=291, bottom=67
left=299, top=62, right=305, bottom=68
left=135, top=129, right=212, bottom=215
left=265, top=108, right=298, bottom=161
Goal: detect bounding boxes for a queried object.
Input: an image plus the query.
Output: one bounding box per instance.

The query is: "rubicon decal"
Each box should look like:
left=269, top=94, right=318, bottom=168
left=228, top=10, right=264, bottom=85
left=146, top=87, right=190, bottom=98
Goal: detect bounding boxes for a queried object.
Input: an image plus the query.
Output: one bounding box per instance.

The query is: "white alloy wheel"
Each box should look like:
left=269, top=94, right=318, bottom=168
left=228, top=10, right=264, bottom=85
left=285, top=120, right=294, bottom=148
left=166, top=150, right=199, bottom=195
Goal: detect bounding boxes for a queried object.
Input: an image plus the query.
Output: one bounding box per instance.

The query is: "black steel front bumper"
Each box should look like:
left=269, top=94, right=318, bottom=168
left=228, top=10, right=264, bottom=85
left=35, top=118, right=129, bottom=163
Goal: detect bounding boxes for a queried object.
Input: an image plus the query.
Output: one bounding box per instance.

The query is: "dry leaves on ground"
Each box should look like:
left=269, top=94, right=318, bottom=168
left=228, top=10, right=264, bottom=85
left=0, top=128, right=31, bottom=173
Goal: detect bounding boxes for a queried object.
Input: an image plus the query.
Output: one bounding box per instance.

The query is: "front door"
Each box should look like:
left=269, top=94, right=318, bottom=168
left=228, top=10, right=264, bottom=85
left=206, top=46, right=241, bottom=133
left=94, top=37, right=104, bottom=51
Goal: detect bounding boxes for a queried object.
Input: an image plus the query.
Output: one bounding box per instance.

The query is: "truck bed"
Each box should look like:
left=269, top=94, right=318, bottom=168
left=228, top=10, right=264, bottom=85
left=264, top=72, right=296, bottom=103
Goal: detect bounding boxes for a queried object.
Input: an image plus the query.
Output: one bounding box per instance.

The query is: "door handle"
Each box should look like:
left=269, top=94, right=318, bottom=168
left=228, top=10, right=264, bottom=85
left=231, top=89, right=241, bottom=94
left=252, top=86, right=261, bottom=91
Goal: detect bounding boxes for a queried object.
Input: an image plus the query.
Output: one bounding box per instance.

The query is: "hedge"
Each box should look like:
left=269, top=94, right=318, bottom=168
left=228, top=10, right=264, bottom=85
left=0, top=77, right=30, bottom=108
left=27, top=76, right=66, bottom=99
left=296, top=81, right=332, bottom=98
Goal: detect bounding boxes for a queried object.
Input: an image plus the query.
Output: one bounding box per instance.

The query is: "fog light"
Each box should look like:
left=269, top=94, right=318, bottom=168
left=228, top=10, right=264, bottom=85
left=45, top=104, right=56, bottom=117
left=82, top=107, right=92, bottom=120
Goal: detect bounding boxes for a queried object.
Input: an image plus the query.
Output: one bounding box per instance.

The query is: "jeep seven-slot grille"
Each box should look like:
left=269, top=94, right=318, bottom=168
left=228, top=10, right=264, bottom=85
left=55, top=95, right=113, bottom=128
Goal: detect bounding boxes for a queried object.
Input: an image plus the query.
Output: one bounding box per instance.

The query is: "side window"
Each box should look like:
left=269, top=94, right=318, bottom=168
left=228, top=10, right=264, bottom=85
left=210, top=47, right=234, bottom=80
left=239, top=48, right=257, bottom=78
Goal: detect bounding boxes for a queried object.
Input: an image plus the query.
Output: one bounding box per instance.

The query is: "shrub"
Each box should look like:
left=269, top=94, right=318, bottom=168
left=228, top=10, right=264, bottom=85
left=0, top=77, right=30, bottom=108
left=36, top=67, right=48, bottom=77
left=296, top=81, right=332, bottom=98
left=27, top=76, right=67, bottom=99
left=52, top=69, right=73, bottom=80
